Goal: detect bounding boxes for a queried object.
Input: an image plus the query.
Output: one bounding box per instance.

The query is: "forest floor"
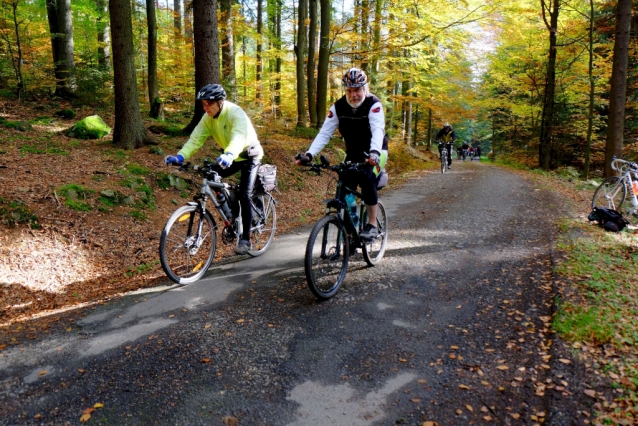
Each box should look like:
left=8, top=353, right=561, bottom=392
left=0, top=98, right=430, bottom=327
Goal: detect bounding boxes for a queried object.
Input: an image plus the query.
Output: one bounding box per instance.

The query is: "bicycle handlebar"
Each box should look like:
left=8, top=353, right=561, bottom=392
left=300, top=155, right=369, bottom=175
left=610, top=157, right=638, bottom=172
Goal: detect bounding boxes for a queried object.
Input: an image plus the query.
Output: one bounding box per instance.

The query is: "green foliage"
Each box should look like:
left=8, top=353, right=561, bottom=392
left=19, top=144, right=69, bottom=156
left=3, top=120, right=32, bottom=131
left=55, top=109, right=77, bottom=119
left=98, top=190, right=126, bottom=208
left=58, top=183, right=94, bottom=199
left=291, top=126, right=319, bottom=140
left=126, top=163, right=151, bottom=176
left=124, top=260, right=159, bottom=277
left=129, top=209, right=147, bottom=221
left=0, top=197, right=40, bottom=228
left=555, top=222, right=638, bottom=347
left=65, top=199, right=92, bottom=212
left=72, top=67, right=112, bottom=107
left=147, top=123, right=184, bottom=136
left=31, top=116, right=54, bottom=124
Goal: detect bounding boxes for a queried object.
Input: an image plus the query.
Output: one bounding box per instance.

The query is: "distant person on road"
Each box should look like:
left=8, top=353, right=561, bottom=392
left=475, top=145, right=482, bottom=158
left=436, top=123, right=456, bottom=168
left=163, top=83, right=264, bottom=255
left=294, top=67, right=388, bottom=241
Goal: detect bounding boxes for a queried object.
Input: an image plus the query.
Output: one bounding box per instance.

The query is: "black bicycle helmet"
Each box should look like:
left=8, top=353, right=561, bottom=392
left=196, top=84, right=226, bottom=101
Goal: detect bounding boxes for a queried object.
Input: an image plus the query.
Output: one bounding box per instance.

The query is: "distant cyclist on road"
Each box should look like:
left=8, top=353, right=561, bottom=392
left=294, top=67, right=388, bottom=241
left=436, top=122, right=456, bottom=169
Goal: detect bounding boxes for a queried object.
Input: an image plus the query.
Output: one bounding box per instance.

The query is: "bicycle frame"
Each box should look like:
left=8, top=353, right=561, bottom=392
left=611, top=157, right=638, bottom=214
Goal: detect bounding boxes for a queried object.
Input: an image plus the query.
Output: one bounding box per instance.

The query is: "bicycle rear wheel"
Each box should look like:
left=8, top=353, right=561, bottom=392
left=361, top=201, right=388, bottom=266
left=592, top=177, right=626, bottom=211
left=159, top=205, right=217, bottom=284
left=305, top=215, right=349, bottom=300
left=247, top=192, right=277, bottom=256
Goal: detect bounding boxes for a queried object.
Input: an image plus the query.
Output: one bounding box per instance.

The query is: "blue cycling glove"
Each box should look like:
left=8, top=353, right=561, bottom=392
left=164, top=154, right=184, bottom=165
left=216, top=153, right=234, bottom=169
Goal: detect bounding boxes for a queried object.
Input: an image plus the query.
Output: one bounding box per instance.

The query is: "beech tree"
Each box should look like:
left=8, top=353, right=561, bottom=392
left=603, top=0, right=632, bottom=178
left=538, top=0, right=560, bottom=170
left=315, top=0, right=330, bottom=125
left=146, top=0, right=162, bottom=119
left=220, top=0, right=236, bottom=98
left=95, top=0, right=110, bottom=69
left=109, top=0, right=154, bottom=149
left=46, top=0, right=75, bottom=98
left=183, top=0, right=220, bottom=134
left=295, top=0, right=307, bottom=127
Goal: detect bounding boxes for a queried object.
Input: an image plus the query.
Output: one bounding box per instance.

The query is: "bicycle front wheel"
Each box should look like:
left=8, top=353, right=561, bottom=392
left=159, top=205, right=217, bottom=284
left=305, top=215, right=349, bottom=300
left=361, top=201, right=388, bottom=266
left=247, top=192, right=277, bottom=257
left=592, top=177, right=626, bottom=211
left=441, top=152, right=447, bottom=174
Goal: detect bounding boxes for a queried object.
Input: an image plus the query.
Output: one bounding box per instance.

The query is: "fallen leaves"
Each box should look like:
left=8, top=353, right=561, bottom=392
left=584, top=389, right=597, bottom=398
left=79, top=403, right=104, bottom=422
left=459, top=384, right=471, bottom=390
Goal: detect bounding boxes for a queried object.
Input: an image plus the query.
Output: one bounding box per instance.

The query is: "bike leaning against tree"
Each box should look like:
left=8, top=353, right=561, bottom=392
left=297, top=154, right=389, bottom=300
left=592, top=156, right=638, bottom=215
left=159, top=160, right=277, bottom=284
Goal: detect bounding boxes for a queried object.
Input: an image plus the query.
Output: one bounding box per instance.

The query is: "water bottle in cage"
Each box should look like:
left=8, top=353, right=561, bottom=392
left=345, top=193, right=359, bottom=228
left=217, top=191, right=233, bottom=220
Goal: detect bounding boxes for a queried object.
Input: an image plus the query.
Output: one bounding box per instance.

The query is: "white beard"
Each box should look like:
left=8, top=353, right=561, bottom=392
left=346, top=97, right=365, bottom=109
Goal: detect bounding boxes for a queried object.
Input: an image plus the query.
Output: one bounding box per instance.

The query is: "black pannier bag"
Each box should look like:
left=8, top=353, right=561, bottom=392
left=588, top=207, right=630, bottom=232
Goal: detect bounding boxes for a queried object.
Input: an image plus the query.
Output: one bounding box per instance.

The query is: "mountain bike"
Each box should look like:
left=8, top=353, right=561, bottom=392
left=592, top=156, right=638, bottom=215
left=438, top=141, right=448, bottom=173
left=300, top=155, right=388, bottom=300
left=159, top=160, right=277, bottom=284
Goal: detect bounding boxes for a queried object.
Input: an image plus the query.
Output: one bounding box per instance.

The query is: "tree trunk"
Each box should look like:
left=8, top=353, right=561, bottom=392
left=146, top=0, right=162, bottom=119
left=96, top=0, right=111, bottom=69
left=256, top=0, right=263, bottom=101
left=315, top=0, right=330, bottom=126
left=603, top=0, right=632, bottom=178
left=274, top=0, right=282, bottom=109
left=538, top=0, right=559, bottom=170
left=109, top=0, right=152, bottom=149
left=220, top=0, right=236, bottom=99
left=174, top=0, right=182, bottom=33
left=413, top=104, right=419, bottom=145
left=427, top=107, right=432, bottom=149
left=8, top=1, right=24, bottom=97
left=582, top=0, right=594, bottom=180
left=295, top=0, right=307, bottom=127
left=183, top=0, right=220, bottom=134
left=369, top=0, right=382, bottom=88
left=307, top=0, right=317, bottom=127
left=184, top=0, right=193, bottom=39
left=46, top=0, right=75, bottom=98
left=360, top=0, right=369, bottom=73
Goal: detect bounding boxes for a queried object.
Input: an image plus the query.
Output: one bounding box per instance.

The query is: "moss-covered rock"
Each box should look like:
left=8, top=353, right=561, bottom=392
left=66, top=115, right=111, bottom=139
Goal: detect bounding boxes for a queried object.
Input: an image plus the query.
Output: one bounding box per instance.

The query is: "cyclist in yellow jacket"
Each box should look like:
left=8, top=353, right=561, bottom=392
left=164, top=84, right=263, bottom=254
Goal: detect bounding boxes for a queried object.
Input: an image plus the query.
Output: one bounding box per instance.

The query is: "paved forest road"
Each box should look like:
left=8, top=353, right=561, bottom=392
left=1, top=161, right=591, bottom=425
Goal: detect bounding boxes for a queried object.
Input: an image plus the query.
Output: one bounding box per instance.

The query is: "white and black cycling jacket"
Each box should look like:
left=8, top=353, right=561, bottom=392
left=307, top=95, right=388, bottom=163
